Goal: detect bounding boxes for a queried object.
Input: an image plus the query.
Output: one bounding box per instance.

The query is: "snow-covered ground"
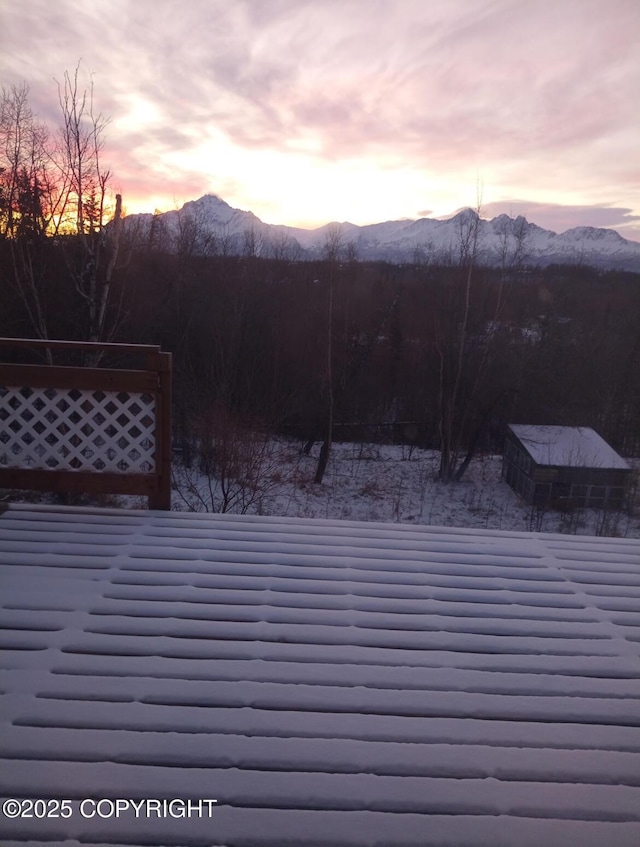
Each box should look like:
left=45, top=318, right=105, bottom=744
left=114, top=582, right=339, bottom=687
left=3, top=438, right=638, bottom=537
left=172, top=441, right=640, bottom=538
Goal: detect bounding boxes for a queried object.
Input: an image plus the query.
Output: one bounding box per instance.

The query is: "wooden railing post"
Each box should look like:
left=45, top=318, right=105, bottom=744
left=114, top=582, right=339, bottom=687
left=149, top=350, right=172, bottom=510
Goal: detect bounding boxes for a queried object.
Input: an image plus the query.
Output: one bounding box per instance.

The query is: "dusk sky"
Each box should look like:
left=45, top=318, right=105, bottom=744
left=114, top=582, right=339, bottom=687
left=3, top=0, right=639, bottom=239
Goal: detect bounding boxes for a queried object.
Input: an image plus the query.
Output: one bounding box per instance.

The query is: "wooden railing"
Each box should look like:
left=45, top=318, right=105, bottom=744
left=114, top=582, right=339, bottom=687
left=0, top=339, right=172, bottom=509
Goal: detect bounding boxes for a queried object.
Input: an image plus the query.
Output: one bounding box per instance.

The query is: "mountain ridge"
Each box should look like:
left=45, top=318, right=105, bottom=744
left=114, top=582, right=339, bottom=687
left=128, top=194, right=640, bottom=271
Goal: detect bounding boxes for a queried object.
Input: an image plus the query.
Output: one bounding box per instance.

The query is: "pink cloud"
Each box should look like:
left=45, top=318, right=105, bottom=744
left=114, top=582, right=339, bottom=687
left=2, top=0, right=638, bottom=236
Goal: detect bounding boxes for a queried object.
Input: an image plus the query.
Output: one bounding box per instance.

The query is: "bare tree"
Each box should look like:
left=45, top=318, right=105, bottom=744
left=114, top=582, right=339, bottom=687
left=213, top=222, right=233, bottom=258
left=242, top=222, right=265, bottom=258
left=55, top=65, right=124, bottom=358
left=268, top=229, right=301, bottom=262
left=314, top=224, right=343, bottom=484
left=345, top=239, right=359, bottom=265
left=435, top=207, right=481, bottom=481
left=1, top=83, right=47, bottom=238
left=412, top=240, right=435, bottom=267
left=496, top=214, right=530, bottom=277
left=173, top=405, right=280, bottom=514
left=0, top=84, right=58, bottom=357
left=55, top=65, right=111, bottom=235
left=1, top=68, right=124, bottom=360
left=434, top=207, right=530, bottom=482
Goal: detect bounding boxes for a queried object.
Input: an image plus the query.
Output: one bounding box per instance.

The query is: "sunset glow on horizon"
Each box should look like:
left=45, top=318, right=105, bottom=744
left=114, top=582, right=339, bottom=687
left=3, top=0, right=639, bottom=239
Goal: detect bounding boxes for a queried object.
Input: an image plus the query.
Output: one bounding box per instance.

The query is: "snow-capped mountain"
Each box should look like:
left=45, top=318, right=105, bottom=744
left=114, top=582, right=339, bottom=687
left=126, top=195, right=640, bottom=271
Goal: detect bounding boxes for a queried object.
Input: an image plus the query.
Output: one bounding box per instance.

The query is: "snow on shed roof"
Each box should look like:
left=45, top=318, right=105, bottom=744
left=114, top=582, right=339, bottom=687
left=1, top=503, right=640, bottom=847
left=508, top=424, right=630, bottom=469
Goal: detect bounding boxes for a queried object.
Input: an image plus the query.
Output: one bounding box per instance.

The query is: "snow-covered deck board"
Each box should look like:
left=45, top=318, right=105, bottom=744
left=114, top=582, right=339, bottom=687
left=1, top=503, right=639, bottom=847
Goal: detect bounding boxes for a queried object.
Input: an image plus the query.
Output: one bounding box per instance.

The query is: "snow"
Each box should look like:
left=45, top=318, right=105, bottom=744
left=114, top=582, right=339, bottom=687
left=509, top=424, right=631, bottom=469
left=1, top=503, right=640, bottom=846
left=172, top=440, right=640, bottom=538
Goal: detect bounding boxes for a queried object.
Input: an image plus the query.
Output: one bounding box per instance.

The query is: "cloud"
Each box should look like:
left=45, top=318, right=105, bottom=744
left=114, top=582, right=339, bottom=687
left=2, top=0, right=639, bottom=235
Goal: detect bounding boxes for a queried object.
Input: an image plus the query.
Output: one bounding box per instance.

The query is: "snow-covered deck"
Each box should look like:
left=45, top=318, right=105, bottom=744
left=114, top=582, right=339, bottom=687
left=1, top=503, right=640, bottom=846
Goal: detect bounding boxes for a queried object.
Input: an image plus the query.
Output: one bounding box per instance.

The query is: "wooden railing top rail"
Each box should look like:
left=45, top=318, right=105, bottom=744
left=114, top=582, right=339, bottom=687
left=0, top=338, right=163, bottom=355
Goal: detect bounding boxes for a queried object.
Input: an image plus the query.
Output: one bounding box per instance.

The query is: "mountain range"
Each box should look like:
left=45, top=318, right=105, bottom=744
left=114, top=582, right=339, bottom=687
left=127, top=194, right=640, bottom=272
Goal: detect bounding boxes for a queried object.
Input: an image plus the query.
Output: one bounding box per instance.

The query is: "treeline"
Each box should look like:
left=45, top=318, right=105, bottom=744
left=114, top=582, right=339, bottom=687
left=2, top=233, right=640, bottom=470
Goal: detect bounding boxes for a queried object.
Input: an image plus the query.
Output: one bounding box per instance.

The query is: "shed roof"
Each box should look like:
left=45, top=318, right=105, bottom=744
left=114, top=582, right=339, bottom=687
left=508, top=424, right=630, bottom=469
left=1, top=504, right=640, bottom=847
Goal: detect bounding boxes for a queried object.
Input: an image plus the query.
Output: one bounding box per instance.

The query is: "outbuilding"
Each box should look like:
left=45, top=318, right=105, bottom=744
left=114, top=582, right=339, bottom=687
left=503, top=424, right=632, bottom=508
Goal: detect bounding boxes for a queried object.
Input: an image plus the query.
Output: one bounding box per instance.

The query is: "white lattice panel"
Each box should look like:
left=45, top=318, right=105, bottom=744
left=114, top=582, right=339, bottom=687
left=0, top=386, right=156, bottom=473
